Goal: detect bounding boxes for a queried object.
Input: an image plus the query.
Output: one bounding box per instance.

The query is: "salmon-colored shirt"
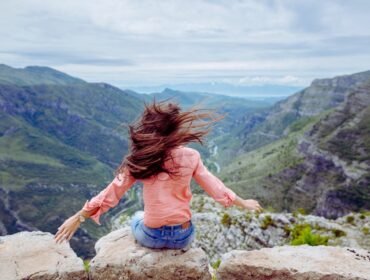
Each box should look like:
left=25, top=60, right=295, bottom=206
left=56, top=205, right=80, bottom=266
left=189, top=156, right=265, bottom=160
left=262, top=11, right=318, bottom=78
left=82, top=145, right=237, bottom=228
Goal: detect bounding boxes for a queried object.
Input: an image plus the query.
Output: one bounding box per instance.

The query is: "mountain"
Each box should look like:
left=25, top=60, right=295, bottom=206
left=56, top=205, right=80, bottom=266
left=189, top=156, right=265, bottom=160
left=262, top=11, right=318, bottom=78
left=127, top=82, right=302, bottom=99
left=220, top=71, right=370, bottom=218
left=142, top=88, right=271, bottom=144
left=0, top=65, right=147, bottom=257
left=2, top=63, right=368, bottom=260
left=0, top=64, right=87, bottom=86
left=215, top=70, right=370, bottom=165
left=0, top=64, right=269, bottom=258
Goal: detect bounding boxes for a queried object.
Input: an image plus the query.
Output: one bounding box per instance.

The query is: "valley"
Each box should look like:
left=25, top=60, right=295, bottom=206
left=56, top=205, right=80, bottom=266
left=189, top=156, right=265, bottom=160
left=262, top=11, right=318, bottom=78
left=0, top=64, right=369, bottom=259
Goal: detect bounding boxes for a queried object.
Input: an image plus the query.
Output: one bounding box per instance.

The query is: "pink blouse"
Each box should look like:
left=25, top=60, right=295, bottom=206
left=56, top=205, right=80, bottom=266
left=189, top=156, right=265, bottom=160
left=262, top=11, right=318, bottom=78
left=82, top=145, right=237, bottom=228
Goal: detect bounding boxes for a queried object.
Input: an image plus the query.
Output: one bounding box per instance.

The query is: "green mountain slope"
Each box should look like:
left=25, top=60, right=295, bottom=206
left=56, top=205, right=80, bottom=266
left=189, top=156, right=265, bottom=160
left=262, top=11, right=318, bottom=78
left=0, top=65, right=146, bottom=258
left=0, top=64, right=86, bottom=86
left=221, top=80, right=370, bottom=218
left=0, top=64, right=268, bottom=258
left=145, top=88, right=271, bottom=157
left=220, top=70, right=370, bottom=165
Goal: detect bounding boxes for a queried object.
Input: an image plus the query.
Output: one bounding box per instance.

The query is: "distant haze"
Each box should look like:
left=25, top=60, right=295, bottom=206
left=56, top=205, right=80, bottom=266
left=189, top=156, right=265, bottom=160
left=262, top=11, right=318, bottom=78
left=129, top=83, right=302, bottom=99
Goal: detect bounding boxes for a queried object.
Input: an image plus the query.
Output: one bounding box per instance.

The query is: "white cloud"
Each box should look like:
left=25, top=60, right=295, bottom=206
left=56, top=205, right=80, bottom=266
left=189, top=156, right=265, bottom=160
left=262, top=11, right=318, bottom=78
left=0, top=0, right=369, bottom=91
left=238, top=75, right=306, bottom=86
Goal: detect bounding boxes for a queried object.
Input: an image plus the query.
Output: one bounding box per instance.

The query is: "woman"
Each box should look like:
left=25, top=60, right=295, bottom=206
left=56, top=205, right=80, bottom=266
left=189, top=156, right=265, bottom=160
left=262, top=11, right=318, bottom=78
left=54, top=99, right=263, bottom=249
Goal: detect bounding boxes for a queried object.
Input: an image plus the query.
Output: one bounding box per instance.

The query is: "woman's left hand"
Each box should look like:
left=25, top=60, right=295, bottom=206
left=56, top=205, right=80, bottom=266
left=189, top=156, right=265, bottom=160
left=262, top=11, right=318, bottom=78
left=54, top=213, right=81, bottom=244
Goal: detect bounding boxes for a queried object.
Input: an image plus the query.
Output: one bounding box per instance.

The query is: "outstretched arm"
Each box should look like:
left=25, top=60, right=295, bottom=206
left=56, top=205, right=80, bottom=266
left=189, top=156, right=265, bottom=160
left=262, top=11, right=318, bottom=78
left=54, top=167, right=136, bottom=244
left=80, top=167, right=137, bottom=225
left=192, top=150, right=262, bottom=212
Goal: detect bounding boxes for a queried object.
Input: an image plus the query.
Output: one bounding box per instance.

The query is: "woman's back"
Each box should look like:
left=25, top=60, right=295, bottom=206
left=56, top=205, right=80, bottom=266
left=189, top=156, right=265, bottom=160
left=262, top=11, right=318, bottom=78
left=82, top=145, right=236, bottom=228
left=141, top=145, right=236, bottom=227
left=54, top=100, right=262, bottom=247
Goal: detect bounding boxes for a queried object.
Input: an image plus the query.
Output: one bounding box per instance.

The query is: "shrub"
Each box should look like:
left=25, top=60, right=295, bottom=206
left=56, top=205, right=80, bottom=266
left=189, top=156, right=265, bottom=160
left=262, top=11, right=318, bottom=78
left=261, top=215, right=275, bottom=230
left=293, top=207, right=306, bottom=216
left=283, top=224, right=292, bottom=236
left=264, top=205, right=276, bottom=213
left=362, top=227, right=369, bottom=235
left=255, top=211, right=260, bottom=219
left=290, top=224, right=329, bottom=246
left=332, top=229, right=347, bottom=238
left=359, top=209, right=370, bottom=216
left=211, top=259, right=221, bottom=270
left=221, top=213, right=232, bottom=227
left=346, top=215, right=355, bottom=225
left=245, top=212, right=252, bottom=222
left=83, top=259, right=90, bottom=272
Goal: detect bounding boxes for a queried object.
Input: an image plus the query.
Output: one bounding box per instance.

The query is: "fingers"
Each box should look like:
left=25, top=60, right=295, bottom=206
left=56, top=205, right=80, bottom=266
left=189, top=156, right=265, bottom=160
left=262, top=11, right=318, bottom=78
left=250, top=200, right=263, bottom=213
left=66, top=229, right=76, bottom=241
left=54, top=226, right=70, bottom=244
left=255, top=201, right=263, bottom=212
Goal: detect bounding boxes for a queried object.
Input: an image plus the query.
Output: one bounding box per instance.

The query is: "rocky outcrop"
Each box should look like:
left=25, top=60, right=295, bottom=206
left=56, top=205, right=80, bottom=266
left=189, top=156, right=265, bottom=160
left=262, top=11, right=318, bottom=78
left=185, top=195, right=370, bottom=263
left=0, top=231, right=87, bottom=280
left=1, top=228, right=370, bottom=280
left=88, top=226, right=212, bottom=280
left=217, top=245, right=370, bottom=280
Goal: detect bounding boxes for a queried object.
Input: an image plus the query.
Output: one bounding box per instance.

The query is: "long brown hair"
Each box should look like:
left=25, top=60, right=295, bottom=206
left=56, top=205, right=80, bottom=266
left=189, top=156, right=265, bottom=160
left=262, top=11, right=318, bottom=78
left=115, top=97, right=225, bottom=180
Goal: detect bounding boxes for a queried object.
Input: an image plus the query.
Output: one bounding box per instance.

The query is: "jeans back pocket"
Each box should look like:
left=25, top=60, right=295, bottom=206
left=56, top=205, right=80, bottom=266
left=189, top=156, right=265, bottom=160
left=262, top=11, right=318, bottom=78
left=172, top=225, right=195, bottom=244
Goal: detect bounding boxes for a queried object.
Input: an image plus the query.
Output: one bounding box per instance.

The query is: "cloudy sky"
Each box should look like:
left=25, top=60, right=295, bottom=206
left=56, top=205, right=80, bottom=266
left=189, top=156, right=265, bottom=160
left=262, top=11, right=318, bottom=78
left=0, top=0, right=369, bottom=95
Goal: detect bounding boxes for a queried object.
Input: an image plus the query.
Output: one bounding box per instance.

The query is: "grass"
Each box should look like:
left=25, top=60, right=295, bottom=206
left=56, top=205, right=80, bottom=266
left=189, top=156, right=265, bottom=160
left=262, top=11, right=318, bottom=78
left=283, top=224, right=292, bottom=236
left=211, top=259, right=221, bottom=270
left=290, top=224, right=330, bottom=246
left=263, top=205, right=277, bottom=213
left=359, top=209, right=370, bottom=216
left=83, top=259, right=90, bottom=272
left=293, top=208, right=306, bottom=216
left=332, top=229, right=347, bottom=238
left=260, top=215, right=275, bottom=230
left=362, top=227, right=369, bottom=235
left=219, top=115, right=321, bottom=208
left=220, top=213, right=232, bottom=227
left=346, top=215, right=355, bottom=225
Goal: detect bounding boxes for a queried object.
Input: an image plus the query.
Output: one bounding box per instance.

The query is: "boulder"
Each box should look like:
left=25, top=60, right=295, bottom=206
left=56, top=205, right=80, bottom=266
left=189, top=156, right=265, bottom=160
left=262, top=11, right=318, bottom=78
left=88, top=226, right=211, bottom=280
left=0, top=231, right=87, bottom=280
left=217, top=245, right=370, bottom=280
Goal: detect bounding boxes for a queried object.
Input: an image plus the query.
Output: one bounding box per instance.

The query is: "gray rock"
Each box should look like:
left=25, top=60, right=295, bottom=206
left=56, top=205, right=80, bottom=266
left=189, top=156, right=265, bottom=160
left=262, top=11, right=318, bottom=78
left=88, top=226, right=212, bottom=280
left=0, top=231, right=87, bottom=280
left=217, top=245, right=370, bottom=280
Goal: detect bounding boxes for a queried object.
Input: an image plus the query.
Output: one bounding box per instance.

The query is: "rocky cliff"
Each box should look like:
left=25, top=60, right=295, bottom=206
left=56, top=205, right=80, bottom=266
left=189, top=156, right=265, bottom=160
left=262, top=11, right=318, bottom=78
left=1, top=227, right=369, bottom=280
left=221, top=76, right=370, bottom=218
left=226, top=70, right=370, bottom=156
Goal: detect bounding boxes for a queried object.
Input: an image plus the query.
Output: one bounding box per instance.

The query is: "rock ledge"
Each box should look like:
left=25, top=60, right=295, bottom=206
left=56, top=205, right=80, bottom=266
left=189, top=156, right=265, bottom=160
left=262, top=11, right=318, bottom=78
left=217, top=245, right=370, bottom=280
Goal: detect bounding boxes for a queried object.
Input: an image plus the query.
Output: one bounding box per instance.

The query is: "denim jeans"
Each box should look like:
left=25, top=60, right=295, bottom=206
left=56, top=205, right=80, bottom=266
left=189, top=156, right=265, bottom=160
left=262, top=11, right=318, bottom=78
left=130, top=210, right=196, bottom=249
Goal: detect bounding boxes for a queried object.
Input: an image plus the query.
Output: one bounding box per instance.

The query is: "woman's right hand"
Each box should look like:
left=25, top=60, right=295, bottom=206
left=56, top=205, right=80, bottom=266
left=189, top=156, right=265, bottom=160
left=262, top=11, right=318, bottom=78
left=242, top=199, right=263, bottom=212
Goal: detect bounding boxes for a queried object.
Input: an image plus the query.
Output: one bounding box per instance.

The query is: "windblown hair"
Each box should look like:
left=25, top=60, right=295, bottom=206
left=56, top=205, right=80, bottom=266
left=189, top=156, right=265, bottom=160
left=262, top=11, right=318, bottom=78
left=115, top=98, right=225, bottom=180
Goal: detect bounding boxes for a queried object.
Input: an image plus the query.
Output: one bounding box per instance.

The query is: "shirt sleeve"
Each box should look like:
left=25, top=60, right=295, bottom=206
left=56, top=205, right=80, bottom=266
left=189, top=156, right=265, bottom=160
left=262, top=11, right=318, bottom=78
left=192, top=149, right=236, bottom=208
left=82, top=167, right=136, bottom=225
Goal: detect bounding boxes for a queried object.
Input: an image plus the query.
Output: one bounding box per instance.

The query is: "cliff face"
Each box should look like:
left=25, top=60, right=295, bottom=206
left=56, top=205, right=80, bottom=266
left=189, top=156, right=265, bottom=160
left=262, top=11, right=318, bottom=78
left=221, top=78, right=370, bottom=218
left=0, top=65, right=145, bottom=258
left=1, top=228, right=369, bottom=280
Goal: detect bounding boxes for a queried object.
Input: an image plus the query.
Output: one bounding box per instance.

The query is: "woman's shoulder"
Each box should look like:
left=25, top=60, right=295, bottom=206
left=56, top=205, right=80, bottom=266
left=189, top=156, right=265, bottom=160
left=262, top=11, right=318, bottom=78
left=172, top=146, right=200, bottom=167
left=175, top=145, right=198, bottom=157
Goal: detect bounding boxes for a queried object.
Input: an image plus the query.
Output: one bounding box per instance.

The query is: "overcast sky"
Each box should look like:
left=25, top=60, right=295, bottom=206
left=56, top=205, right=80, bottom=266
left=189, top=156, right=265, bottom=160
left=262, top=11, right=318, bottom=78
left=0, top=0, right=369, bottom=92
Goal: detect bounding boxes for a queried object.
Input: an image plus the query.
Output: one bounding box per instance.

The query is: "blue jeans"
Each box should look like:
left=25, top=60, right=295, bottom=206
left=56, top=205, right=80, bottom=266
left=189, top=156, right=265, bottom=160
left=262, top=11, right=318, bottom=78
left=130, top=210, right=196, bottom=249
